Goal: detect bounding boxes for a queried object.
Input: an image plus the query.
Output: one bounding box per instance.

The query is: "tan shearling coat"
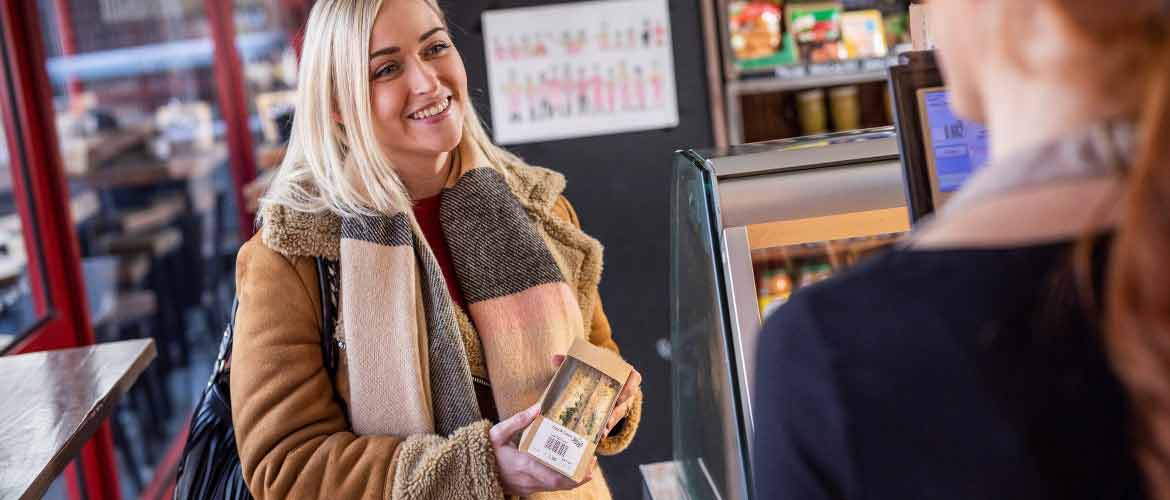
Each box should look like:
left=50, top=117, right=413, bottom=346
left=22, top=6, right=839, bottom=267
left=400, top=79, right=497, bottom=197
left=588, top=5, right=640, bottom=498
left=231, top=163, right=641, bottom=500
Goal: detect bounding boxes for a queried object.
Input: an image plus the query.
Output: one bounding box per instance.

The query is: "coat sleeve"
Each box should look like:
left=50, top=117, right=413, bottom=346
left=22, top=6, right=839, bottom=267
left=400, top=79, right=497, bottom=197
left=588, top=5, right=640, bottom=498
left=231, top=237, right=504, bottom=500
left=552, top=196, right=642, bottom=456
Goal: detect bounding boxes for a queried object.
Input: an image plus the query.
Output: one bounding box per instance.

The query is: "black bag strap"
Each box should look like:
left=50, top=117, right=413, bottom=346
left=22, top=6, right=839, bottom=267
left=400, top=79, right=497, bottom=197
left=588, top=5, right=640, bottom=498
left=212, top=297, right=240, bottom=380
left=315, top=257, right=349, bottom=423
left=214, top=257, right=345, bottom=420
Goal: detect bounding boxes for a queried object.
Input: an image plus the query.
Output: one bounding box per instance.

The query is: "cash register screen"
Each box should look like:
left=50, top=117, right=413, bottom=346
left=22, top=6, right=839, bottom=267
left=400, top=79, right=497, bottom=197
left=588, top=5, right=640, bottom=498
left=916, top=87, right=990, bottom=206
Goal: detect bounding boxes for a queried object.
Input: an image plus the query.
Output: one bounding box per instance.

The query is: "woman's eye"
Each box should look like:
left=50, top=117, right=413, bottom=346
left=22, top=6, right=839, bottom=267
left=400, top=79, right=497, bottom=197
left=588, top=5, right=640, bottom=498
left=373, top=63, right=400, bottom=79
left=425, top=42, right=450, bottom=57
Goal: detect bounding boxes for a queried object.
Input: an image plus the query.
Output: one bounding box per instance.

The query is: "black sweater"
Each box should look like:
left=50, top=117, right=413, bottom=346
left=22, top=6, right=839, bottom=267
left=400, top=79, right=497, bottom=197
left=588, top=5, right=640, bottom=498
left=752, top=239, right=1146, bottom=499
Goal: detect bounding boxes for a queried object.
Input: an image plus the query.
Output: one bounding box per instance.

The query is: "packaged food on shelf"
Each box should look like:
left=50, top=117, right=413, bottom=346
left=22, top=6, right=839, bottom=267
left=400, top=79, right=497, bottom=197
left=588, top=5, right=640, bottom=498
left=796, top=88, right=829, bottom=135
left=829, top=85, right=861, bottom=131
left=841, top=0, right=911, bottom=48
left=520, top=338, right=634, bottom=481
left=757, top=268, right=793, bottom=316
left=883, top=10, right=910, bottom=48
left=840, top=9, right=888, bottom=58
left=786, top=1, right=845, bottom=63
left=798, top=262, right=834, bottom=287
left=729, top=1, right=798, bottom=70
left=752, top=233, right=906, bottom=318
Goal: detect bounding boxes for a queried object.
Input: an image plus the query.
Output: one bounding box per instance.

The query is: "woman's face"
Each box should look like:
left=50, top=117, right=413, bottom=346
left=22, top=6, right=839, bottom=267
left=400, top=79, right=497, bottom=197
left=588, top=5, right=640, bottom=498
left=367, top=0, right=466, bottom=165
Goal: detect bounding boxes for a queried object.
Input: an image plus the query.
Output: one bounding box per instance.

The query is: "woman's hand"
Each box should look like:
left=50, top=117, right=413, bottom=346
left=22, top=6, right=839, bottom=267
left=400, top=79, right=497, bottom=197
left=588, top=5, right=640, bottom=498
left=551, top=355, right=642, bottom=439
left=606, top=366, right=641, bottom=437
left=490, top=403, right=594, bottom=496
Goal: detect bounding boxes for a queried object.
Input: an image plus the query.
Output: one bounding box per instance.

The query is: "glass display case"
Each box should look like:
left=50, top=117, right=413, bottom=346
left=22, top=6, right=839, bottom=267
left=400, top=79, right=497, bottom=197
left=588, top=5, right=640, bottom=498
left=670, top=127, right=909, bottom=499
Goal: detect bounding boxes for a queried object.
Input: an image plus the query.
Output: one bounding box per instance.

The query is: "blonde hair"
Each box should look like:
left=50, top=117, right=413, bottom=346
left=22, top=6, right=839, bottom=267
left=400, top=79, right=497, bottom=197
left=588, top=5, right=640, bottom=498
left=261, top=0, right=523, bottom=219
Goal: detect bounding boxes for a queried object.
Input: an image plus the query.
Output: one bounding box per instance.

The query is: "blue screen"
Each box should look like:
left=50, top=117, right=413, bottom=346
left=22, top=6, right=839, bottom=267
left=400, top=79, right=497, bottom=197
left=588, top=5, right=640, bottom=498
left=922, top=90, right=990, bottom=193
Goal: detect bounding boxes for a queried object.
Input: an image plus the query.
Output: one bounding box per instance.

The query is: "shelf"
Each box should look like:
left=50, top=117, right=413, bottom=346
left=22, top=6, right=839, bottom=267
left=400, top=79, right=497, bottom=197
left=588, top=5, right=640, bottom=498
left=751, top=233, right=901, bottom=264
left=746, top=207, right=910, bottom=250
left=728, top=57, right=897, bottom=95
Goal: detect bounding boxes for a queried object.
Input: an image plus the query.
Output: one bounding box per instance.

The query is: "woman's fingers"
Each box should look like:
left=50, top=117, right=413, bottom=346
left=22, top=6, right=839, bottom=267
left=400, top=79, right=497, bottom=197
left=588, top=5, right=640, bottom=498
left=619, top=370, right=642, bottom=403
left=605, top=398, right=629, bottom=434
left=601, top=369, right=642, bottom=436
left=490, top=403, right=540, bottom=447
left=627, top=369, right=642, bottom=390
left=599, top=372, right=645, bottom=437
left=612, top=370, right=642, bottom=409
left=525, top=458, right=574, bottom=489
left=504, top=439, right=599, bottom=494
left=582, top=457, right=598, bottom=482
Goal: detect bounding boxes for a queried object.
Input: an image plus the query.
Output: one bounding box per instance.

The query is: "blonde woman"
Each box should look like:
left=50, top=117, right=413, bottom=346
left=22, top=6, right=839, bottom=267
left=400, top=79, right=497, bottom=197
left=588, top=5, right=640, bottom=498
left=230, top=1, right=643, bottom=498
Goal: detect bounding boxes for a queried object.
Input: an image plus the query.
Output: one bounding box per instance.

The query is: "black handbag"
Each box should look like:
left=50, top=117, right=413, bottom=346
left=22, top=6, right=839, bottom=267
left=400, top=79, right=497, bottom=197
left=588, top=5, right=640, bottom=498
left=174, top=258, right=343, bottom=500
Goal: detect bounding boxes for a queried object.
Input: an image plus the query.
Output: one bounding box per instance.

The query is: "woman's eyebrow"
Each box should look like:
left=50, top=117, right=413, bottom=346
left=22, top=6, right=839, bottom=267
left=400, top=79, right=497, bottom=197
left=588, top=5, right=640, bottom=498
left=369, top=46, right=400, bottom=59
left=418, top=27, right=445, bottom=42
left=368, top=27, right=446, bottom=59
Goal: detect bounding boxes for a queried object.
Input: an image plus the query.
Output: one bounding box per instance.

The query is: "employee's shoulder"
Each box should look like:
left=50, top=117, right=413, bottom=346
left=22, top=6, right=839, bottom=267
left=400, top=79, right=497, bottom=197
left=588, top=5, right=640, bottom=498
left=762, top=250, right=952, bottom=355
left=777, top=251, right=917, bottom=317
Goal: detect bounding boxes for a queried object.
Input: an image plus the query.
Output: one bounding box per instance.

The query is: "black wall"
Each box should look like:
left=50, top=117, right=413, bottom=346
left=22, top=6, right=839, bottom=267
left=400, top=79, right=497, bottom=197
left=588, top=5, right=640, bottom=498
left=445, top=1, right=715, bottom=497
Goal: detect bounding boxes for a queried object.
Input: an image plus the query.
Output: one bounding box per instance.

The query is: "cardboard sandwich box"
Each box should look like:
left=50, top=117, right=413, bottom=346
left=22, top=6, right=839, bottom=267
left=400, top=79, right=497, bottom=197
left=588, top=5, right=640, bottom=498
left=519, top=338, right=634, bottom=482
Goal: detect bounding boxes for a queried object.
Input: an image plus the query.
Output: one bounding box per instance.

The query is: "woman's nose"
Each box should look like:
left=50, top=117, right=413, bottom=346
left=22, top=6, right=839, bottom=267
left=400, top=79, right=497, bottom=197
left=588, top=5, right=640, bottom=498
left=408, top=62, right=440, bottom=96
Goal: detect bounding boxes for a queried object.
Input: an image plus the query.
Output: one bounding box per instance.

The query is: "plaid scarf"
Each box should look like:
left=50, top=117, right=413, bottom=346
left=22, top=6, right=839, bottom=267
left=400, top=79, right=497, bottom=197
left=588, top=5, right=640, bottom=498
left=338, top=145, right=584, bottom=437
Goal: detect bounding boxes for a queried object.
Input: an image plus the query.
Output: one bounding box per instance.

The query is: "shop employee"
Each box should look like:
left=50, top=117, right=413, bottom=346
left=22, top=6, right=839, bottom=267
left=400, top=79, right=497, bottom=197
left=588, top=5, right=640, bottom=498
left=230, top=1, right=642, bottom=498
left=753, top=0, right=1170, bottom=498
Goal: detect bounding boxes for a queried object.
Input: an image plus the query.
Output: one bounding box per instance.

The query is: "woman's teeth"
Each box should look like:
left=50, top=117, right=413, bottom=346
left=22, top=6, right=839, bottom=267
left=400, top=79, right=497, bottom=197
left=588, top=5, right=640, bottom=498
left=409, top=97, right=451, bottom=120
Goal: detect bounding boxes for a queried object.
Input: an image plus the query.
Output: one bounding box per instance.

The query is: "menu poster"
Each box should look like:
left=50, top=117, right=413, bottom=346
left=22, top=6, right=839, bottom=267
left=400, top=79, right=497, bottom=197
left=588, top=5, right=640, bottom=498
left=482, top=0, right=679, bottom=145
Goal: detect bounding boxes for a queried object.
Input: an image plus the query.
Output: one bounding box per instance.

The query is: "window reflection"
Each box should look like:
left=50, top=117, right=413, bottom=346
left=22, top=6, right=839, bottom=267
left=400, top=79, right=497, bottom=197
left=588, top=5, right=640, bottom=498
left=0, top=118, right=46, bottom=352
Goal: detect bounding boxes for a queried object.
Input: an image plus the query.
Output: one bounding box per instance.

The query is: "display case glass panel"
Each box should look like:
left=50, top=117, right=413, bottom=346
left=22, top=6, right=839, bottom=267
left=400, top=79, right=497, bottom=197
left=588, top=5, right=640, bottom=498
left=670, top=128, right=909, bottom=500
left=670, top=151, right=751, bottom=500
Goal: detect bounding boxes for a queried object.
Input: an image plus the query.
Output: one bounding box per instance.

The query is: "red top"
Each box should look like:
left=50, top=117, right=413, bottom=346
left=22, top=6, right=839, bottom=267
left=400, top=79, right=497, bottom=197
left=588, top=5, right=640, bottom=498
left=412, top=194, right=466, bottom=308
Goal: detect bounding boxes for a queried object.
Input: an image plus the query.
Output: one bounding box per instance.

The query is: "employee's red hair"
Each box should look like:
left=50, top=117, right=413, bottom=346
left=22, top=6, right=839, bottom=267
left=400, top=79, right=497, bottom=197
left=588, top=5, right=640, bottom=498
left=1034, top=1, right=1170, bottom=497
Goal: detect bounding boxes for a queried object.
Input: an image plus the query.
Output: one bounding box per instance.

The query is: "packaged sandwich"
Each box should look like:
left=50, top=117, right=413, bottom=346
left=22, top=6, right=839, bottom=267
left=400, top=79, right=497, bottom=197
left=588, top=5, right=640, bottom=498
left=520, top=338, right=634, bottom=481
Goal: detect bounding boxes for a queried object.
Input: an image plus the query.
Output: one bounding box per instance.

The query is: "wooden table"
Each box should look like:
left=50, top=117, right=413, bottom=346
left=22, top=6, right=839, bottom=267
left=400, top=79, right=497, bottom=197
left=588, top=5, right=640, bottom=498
left=0, top=339, right=156, bottom=500
left=0, top=190, right=100, bottom=235
left=79, top=145, right=226, bottom=191
left=117, top=193, right=186, bottom=235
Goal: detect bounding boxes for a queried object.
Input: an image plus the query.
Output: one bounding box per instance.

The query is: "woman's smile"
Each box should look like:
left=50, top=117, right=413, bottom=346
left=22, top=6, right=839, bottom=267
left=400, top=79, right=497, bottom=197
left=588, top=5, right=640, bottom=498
left=407, top=95, right=453, bottom=124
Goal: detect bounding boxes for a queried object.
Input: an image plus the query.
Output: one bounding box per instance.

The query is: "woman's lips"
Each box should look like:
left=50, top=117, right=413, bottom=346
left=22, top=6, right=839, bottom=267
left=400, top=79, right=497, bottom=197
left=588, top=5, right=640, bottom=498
left=408, top=96, right=453, bottom=125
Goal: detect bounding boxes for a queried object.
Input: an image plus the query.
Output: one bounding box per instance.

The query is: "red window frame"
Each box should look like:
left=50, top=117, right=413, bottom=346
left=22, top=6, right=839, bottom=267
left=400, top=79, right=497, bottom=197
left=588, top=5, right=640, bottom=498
left=0, top=1, right=120, bottom=499
left=0, top=0, right=284, bottom=496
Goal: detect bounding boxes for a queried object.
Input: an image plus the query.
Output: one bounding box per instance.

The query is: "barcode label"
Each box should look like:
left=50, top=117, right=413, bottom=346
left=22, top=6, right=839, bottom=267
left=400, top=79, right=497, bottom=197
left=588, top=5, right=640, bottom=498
left=543, top=436, right=569, bottom=457
left=527, top=418, right=587, bottom=477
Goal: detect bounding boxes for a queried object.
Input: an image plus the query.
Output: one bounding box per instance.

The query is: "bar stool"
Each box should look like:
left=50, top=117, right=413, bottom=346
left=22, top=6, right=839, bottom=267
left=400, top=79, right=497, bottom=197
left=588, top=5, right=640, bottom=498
left=96, top=227, right=187, bottom=371
left=87, top=256, right=160, bottom=491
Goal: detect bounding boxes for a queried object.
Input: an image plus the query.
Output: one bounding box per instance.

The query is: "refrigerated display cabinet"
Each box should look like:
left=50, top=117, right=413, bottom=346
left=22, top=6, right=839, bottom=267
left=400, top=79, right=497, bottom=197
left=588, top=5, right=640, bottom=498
left=669, top=127, right=910, bottom=499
